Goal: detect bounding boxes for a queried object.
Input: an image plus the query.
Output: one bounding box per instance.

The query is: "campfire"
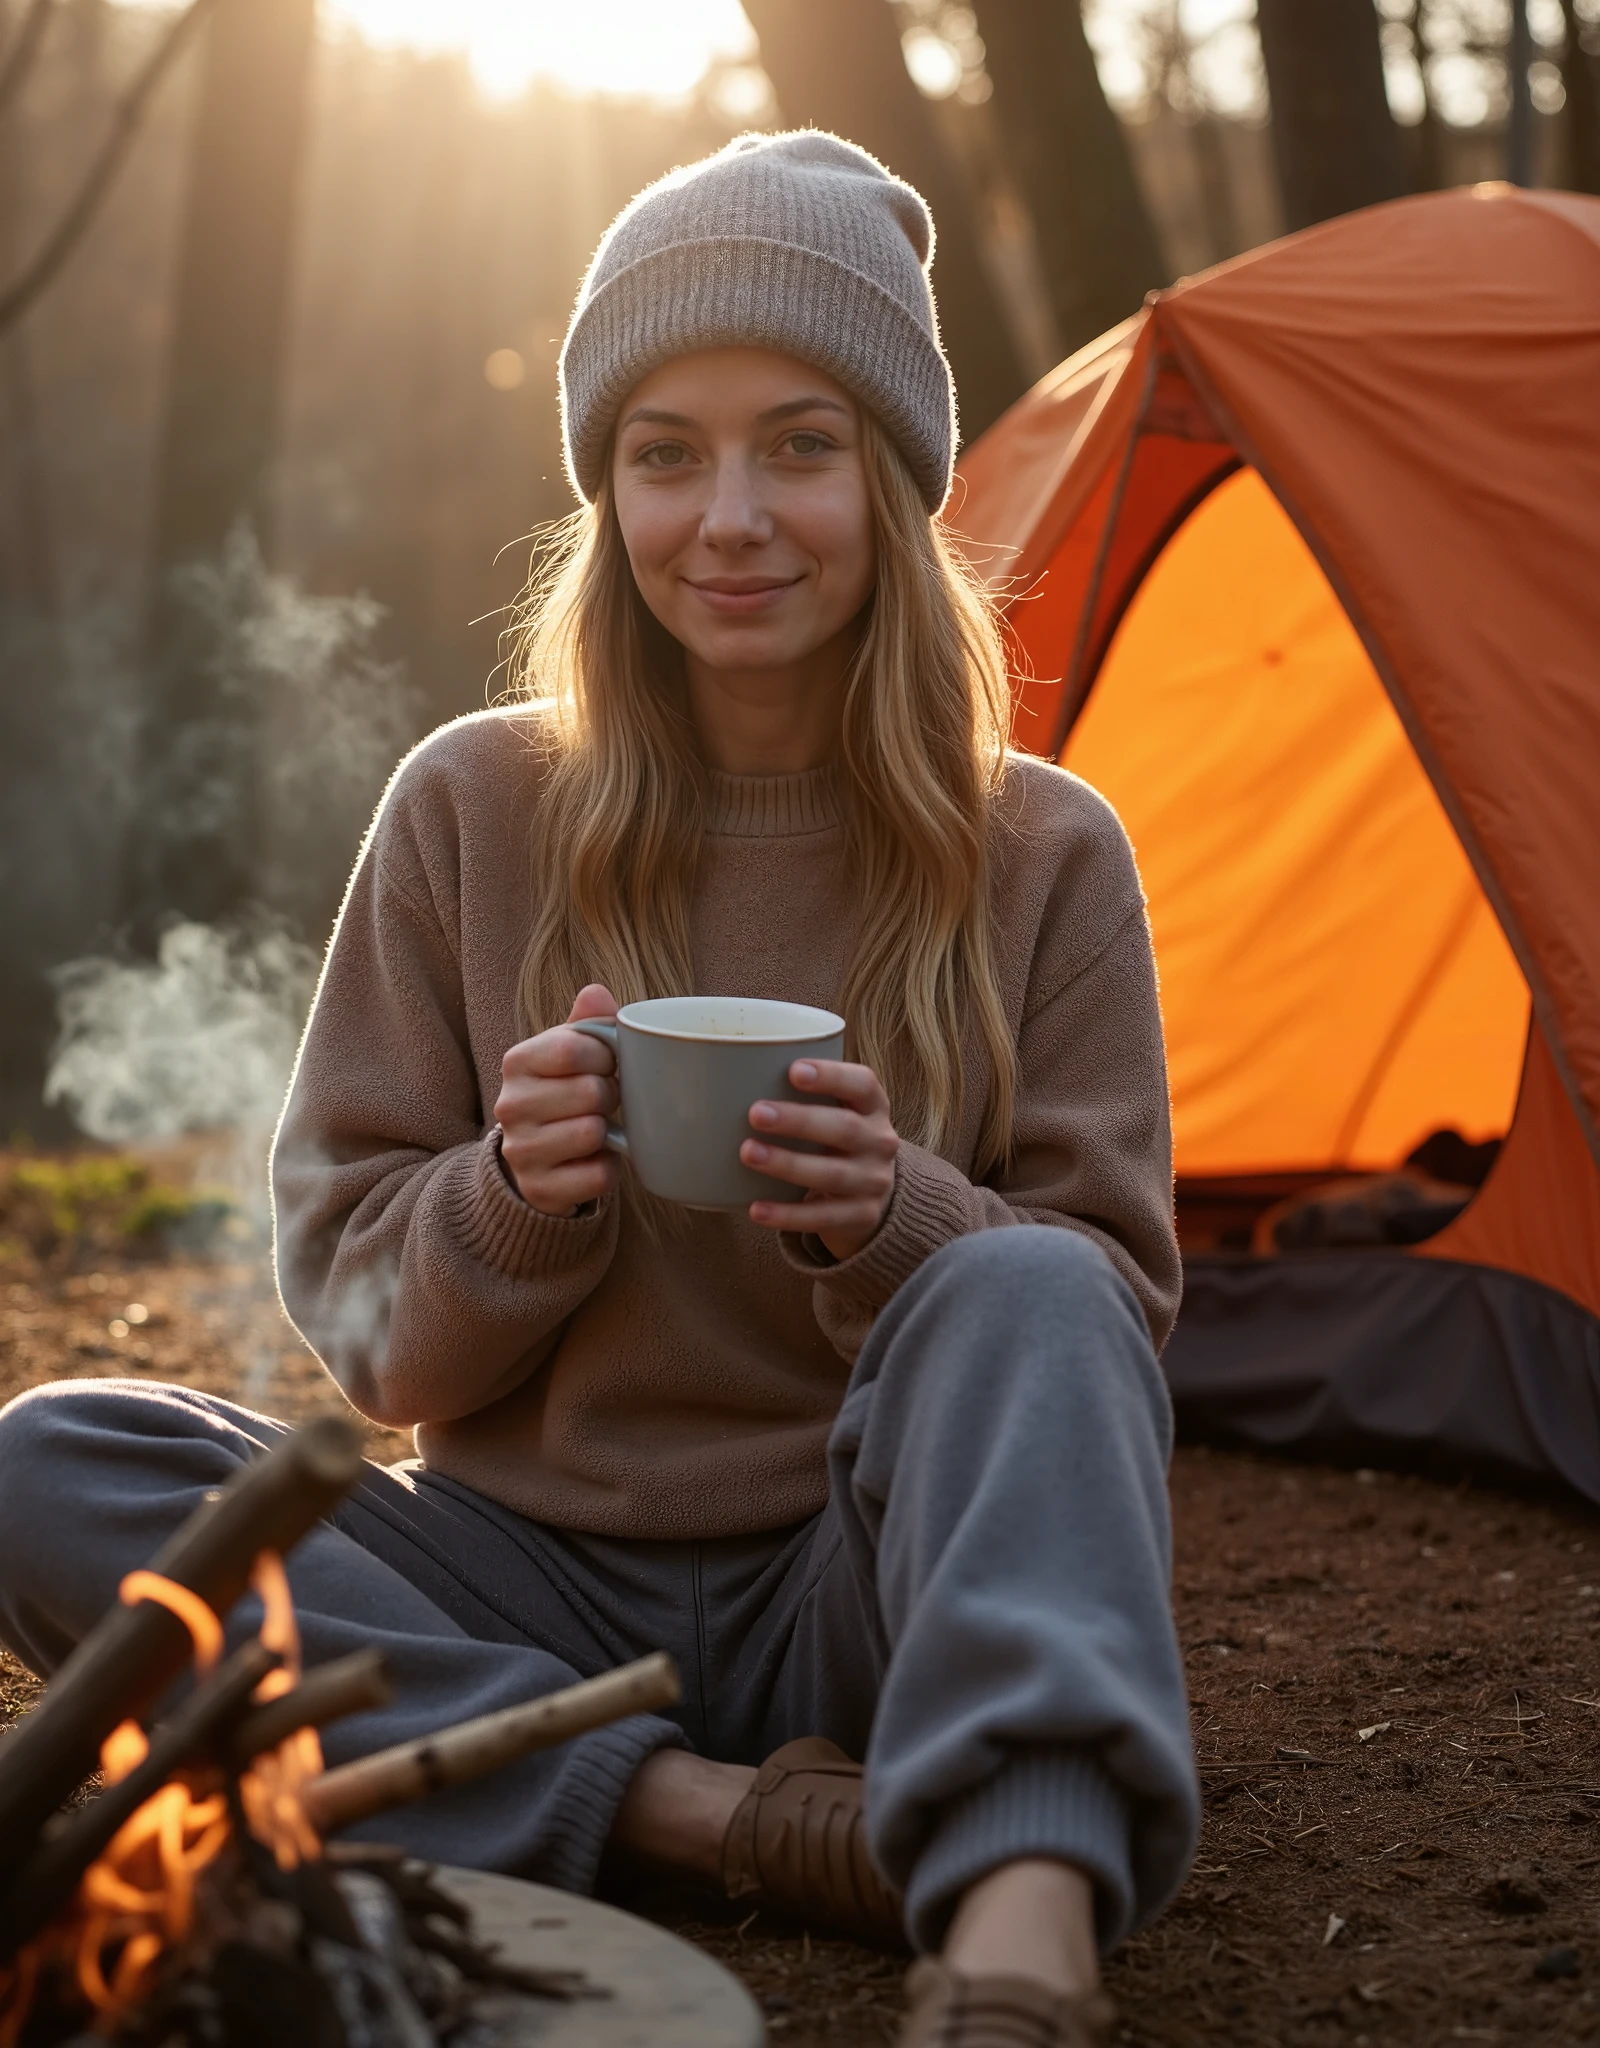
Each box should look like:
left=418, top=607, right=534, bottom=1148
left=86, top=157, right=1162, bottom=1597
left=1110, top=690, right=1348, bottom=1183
left=0, top=1420, right=679, bottom=2047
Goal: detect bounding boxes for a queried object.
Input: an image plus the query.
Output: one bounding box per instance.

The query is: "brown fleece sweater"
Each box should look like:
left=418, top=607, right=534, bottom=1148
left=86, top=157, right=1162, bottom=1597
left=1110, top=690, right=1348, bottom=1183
left=272, top=708, right=1180, bottom=1540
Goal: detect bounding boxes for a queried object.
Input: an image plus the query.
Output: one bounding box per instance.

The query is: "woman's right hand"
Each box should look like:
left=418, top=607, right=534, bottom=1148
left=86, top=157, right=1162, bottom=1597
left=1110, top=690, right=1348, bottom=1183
left=494, top=985, right=621, bottom=1216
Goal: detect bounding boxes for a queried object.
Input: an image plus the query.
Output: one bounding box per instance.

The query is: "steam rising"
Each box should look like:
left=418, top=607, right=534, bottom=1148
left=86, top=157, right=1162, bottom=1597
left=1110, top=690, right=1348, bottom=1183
left=44, top=923, right=317, bottom=1145
left=168, top=530, right=419, bottom=938
left=38, top=540, right=420, bottom=1409
left=46, top=531, right=417, bottom=1151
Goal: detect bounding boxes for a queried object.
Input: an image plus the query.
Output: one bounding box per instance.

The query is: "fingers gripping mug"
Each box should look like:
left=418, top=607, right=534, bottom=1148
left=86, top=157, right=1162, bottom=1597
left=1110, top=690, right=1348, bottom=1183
left=571, top=997, right=846, bottom=1210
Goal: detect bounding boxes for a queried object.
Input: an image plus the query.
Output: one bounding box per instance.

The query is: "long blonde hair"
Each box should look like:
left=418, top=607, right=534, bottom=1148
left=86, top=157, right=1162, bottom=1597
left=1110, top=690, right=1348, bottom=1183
left=509, top=412, right=1018, bottom=1174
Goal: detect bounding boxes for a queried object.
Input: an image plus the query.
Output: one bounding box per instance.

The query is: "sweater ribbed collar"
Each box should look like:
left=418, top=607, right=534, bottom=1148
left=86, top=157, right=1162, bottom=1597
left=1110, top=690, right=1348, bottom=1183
left=704, top=764, right=842, bottom=838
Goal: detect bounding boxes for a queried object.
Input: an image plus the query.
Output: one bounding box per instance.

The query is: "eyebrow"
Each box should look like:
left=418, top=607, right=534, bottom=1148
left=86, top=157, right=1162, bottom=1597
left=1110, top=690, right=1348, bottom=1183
left=618, top=394, right=852, bottom=432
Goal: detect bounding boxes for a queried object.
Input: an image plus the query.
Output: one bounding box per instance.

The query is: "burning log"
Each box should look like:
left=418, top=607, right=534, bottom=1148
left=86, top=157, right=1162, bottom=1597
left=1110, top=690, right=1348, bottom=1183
left=0, top=1638, right=678, bottom=2046
left=0, top=1428, right=694, bottom=2048
left=302, top=1652, right=681, bottom=1835
left=3, top=1644, right=281, bottom=1958
left=0, top=1558, right=333, bottom=2044
left=0, top=1417, right=365, bottom=1871
left=226, top=1649, right=393, bottom=1770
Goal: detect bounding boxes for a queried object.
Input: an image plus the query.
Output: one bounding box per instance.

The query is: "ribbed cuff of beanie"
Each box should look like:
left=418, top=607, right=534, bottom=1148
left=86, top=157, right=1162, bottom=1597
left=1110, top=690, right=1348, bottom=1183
left=778, top=1143, right=976, bottom=1307
left=446, top=1128, right=613, bottom=1280
left=563, top=237, right=953, bottom=511
left=902, top=1748, right=1136, bottom=1957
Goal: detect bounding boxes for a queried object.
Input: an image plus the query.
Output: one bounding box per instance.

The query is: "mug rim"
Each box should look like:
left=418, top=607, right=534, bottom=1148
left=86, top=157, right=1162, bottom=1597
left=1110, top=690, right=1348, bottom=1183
left=615, top=996, right=845, bottom=1046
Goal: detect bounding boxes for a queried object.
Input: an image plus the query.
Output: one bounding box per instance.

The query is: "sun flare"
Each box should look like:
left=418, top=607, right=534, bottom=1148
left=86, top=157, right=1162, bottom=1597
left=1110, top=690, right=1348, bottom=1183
left=321, top=0, right=759, bottom=101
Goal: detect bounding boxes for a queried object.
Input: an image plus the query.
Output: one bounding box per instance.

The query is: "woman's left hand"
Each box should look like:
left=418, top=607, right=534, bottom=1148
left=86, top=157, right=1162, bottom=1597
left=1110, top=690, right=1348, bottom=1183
left=742, top=1059, right=900, bottom=1262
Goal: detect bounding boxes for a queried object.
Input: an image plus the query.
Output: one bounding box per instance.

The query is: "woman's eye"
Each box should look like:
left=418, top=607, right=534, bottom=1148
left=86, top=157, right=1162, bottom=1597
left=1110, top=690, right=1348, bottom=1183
left=786, top=431, right=830, bottom=456
left=641, top=443, right=691, bottom=469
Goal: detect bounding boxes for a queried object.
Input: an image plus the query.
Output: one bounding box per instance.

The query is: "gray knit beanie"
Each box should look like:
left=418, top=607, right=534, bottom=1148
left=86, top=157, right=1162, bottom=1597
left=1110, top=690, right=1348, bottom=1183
left=559, top=130, right=956, bottom=512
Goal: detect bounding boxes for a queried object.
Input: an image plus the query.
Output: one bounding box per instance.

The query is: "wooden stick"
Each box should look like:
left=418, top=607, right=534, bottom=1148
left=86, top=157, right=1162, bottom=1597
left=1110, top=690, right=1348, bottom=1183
left=1, top=1642, right=279, bottom=1958
left=0, top=1416, right=365, bottom=1871
left=225, top=1648, right=393, bottom=1768
left=301, top=1652, right=681, bottom=1836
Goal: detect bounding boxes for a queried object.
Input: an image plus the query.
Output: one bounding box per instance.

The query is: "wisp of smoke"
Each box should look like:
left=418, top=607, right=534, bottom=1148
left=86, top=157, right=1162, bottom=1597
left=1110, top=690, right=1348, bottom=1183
left=39, top=539, right=420, bottom=1412
left=46, top=530, right=418, bottom=1150
left=168, top=528, right=419, bottom=936
left=44, top=923, right=318, bottom=1145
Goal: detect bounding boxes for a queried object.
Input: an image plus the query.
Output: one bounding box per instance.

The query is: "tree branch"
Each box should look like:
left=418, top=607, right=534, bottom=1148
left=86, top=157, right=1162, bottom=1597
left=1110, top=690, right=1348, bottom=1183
left=0, top=0, right=220, bottom=337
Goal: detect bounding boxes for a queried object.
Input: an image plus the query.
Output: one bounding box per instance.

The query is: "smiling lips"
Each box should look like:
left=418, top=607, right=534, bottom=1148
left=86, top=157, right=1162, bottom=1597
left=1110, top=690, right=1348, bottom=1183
left=687, top=575, right=802, bottom=616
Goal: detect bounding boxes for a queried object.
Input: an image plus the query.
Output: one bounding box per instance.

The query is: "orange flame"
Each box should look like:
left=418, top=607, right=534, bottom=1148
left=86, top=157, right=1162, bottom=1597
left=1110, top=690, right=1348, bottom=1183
left=0, top=1551, right=327, bottom=2043
left=117, top=1573, right=223, bottom=1675
left=238, top=1552, right=324, bottom=1872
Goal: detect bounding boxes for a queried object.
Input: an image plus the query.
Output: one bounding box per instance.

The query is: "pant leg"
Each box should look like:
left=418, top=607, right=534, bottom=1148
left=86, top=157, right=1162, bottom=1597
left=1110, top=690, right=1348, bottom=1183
left=358, top=1473, right=849, bottom=1762
left=638, top=1515, right=884, bottom=1767
left=0, top=1378, right=681, bottom=1893
left=814, top=1228, right=1200, bottom=1954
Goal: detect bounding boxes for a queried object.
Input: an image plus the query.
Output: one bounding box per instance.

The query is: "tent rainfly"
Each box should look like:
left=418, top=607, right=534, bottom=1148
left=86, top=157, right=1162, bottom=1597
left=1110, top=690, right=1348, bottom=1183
left=953, top=185, right=1600, bottom=1501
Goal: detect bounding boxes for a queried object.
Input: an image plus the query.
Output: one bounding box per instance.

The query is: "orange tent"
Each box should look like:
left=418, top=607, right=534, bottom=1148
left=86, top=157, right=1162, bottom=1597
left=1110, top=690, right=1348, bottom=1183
left=953, top=186, right=1600, bottom=1496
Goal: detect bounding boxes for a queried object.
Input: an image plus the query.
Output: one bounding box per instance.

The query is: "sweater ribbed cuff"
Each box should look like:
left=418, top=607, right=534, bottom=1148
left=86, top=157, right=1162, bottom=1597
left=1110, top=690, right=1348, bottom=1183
left=902, top=1748, right=1135, bottom=1956
left=777, top=1143, right=976, bottom=1309
left=525, top=1712, right=686, bottom=1896
left=445, top=1129, right=613, bottom=1282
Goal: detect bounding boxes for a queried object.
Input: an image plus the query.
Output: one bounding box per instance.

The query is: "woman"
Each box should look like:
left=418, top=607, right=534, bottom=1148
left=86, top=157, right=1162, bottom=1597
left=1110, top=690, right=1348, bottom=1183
left=0, top=133, right=1197, bottom=2047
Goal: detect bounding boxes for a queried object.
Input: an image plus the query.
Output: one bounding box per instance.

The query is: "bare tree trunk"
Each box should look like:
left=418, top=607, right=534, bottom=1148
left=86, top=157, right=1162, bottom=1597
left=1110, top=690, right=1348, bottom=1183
left=1506, top=0, right=1534, bottom=184
left=1559, top=0, right=1600, bottom=191
left=739, top=0, right=1027, bottom=440
left=128, top=0, right=316, bottom=937
left=383, top=59, right=467, bottom=715
left=0, top=140, right=57, bottom=613
left=0, top=0, right=55, bottom=122
left=1190, top=115, right=1241, bottom=265
left=0, top=0, right=58, bottom=612
left=0, top=0, right=61, bottom=1136
left=1255, top=0, right=1409, bottom=229
left=974, top=0, right=1166, bottom=355
left=147, top=0, right=315, bottom=574
left=1401, top=1, right=1445, bottom=190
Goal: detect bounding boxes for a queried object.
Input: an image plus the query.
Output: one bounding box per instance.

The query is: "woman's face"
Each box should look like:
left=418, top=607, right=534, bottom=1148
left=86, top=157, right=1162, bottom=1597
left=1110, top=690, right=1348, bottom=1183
left=610, top=347, right=876, bottom=682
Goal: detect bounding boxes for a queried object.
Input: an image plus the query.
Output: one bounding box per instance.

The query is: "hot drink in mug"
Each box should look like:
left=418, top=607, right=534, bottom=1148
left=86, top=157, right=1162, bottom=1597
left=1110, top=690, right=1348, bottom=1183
left=572, top=997, right=845, bottom=1210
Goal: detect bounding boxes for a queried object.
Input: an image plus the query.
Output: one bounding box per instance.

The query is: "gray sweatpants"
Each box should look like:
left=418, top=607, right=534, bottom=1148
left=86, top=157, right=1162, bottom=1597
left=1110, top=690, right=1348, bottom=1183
left=0, top=1230, right=1198, bottom=1951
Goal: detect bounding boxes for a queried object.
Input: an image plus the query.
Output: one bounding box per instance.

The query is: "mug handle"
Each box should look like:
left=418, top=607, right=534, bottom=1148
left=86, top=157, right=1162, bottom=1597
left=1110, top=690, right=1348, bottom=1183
left=569, top=1018, right=630, bottom=1157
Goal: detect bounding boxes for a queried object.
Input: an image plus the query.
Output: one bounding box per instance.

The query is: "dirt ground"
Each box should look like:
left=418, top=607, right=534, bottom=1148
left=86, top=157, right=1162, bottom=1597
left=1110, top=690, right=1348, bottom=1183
left=4, top=1194, right=1600, bottom=2046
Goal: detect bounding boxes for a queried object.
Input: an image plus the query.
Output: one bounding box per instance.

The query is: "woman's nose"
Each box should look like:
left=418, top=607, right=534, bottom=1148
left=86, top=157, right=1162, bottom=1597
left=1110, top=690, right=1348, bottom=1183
left=699, top=459, right=774, bottom=549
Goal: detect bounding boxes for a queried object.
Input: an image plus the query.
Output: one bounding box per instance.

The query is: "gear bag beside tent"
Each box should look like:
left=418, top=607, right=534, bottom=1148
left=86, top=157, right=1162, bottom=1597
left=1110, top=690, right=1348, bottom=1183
left=952, top=185, right=1600, bottom=1501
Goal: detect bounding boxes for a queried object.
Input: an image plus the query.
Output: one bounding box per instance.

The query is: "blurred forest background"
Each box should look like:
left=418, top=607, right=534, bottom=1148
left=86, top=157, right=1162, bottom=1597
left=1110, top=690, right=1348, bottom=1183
left=1, top=0, right=1596, bottom=1142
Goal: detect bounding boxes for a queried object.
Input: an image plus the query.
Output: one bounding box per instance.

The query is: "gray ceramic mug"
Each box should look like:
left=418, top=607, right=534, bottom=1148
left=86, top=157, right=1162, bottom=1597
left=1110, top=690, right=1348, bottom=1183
left=571, top=996, right=846, bottom=1210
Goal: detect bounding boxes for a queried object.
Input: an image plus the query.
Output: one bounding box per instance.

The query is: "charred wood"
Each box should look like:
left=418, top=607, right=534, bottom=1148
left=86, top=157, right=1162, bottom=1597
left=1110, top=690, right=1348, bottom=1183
left=226, top=1649, right=393, bottom=1770
left=0, top=1416, right=364, bottom=1871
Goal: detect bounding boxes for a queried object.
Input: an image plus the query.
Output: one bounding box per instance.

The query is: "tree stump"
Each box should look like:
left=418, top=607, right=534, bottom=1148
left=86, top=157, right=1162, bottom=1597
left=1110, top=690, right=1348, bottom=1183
left=434, top=1866, right=764, bottom=2046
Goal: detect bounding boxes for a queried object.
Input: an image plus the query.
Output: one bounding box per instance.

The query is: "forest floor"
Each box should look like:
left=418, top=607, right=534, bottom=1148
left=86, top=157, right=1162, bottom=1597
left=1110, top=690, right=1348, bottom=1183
left=3, top=1150, right=1600, bottom=2046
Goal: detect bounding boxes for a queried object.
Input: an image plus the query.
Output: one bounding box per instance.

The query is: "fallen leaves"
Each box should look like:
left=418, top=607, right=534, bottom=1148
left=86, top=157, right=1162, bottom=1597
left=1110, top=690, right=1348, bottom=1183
left=1358, top=1721, right=1393, bottom=1742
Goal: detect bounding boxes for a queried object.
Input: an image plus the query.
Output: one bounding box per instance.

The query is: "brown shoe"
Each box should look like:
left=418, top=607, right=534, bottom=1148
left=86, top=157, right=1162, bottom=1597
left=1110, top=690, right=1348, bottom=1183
left=720, top=1736, right=907, bottom=1948
left=899, top=1959, right=1117, bottom=2048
